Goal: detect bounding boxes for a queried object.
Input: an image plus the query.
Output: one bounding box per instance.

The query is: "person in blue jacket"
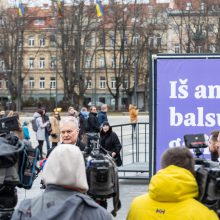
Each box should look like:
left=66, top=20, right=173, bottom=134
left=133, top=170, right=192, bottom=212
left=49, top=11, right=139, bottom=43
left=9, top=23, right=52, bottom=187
left=22, top=121, right=30, bottom=140
left=97, top=104, right=108, bottom=125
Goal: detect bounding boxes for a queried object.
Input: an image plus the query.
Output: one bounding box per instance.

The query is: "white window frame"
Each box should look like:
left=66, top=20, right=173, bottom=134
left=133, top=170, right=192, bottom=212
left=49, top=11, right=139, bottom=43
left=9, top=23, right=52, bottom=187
left=39, top=36, right=45, bottom=47
left=99, top=77, right=106, bottom=89
left=111, top=77, right=116, bottom=89
left=133, top=34, right=139, bottom=45
left=39, top=57, right=45, bottom=69
left=85, top=56, right=92, bottom=68
left=0, top=79, right=3, bottom=89
left=50, top=77, right=56, bottom=89
left=99, top=57, right=105, bottom=68
left=28, top=58, right=34, bottom=69
left=51, top=56, right=56, bottom=69
left=39, top=77, right=45, bottom=89
left=174, top=44, right=180, bottom=53
left=86, top=77, right=92, bottom=89
left=111, top=56, right=116, bottom=68
left=0, top=60, right=5, bottom=71
left=123, top=78, right=128, bottom=89
left=28, top=36, right=35, bottom=47
left=29, top=77, right=34, bottom=89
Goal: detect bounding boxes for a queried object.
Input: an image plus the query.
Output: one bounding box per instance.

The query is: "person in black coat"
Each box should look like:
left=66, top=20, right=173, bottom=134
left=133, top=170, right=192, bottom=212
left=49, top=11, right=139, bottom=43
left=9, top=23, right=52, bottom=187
left=99, top=121, right=122, bottom=166
left=87, top=106, right=100, bottom=133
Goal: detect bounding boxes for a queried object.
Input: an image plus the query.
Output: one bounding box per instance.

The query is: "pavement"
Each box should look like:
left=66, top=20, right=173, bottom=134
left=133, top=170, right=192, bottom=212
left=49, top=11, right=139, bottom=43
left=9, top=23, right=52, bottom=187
left=15, top=115, right=149, bottom=220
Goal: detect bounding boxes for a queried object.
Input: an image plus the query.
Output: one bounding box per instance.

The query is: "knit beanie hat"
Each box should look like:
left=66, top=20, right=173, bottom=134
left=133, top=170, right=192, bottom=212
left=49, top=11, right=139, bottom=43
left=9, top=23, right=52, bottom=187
left=43, top=144, right=88, bottom=192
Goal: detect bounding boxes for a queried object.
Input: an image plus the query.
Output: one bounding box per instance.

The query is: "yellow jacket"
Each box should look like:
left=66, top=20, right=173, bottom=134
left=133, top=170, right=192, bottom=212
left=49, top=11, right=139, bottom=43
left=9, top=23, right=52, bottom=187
left=127, top=165, right=218, bottom=220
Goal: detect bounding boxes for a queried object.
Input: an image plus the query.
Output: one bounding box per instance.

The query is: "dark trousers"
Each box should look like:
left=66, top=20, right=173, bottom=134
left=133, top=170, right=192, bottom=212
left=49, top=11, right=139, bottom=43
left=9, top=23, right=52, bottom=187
left=38, top=140, right=44, bottom=159
left=45, top=132, right=50, bottom=151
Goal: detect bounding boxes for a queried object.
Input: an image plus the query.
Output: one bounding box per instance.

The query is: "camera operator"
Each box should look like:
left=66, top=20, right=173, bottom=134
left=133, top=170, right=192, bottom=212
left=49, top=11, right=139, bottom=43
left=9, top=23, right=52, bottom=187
left=11, top=144, right=112, bottom=220
left=127, top=147, right=218, bottom=220
left=209, top=130, right=220, bottom=162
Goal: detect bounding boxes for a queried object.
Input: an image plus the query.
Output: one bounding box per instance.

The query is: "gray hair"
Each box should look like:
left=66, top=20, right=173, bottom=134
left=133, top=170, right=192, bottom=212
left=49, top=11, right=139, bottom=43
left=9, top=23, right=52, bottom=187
left=101, top=104, right=107, bottom=111
left=60, top=116, right=79, bottom=129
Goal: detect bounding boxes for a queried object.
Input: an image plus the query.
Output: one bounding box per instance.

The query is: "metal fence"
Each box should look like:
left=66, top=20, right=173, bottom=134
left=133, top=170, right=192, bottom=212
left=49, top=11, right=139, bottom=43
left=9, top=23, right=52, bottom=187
left=112, top=122, right=150, bottom=180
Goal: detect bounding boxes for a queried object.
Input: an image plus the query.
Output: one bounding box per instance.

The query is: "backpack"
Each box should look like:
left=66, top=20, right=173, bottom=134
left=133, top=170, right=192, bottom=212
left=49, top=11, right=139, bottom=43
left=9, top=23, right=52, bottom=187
left=18, top=140, right=39, bottom=189
left=31, top=118, right=38, bottom=132
left=46, top=122, right=52, bottom=134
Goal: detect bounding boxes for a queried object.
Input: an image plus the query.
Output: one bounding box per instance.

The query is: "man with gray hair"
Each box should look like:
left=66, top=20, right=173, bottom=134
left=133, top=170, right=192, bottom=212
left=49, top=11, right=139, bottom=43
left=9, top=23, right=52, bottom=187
left=47, top=116, right=85, bottom=157
left=12, top=144, right=112, bottom=220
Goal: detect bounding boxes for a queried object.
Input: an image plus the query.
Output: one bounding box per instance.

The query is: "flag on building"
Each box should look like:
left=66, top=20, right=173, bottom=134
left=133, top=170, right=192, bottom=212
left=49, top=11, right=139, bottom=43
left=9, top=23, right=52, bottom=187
left=58, top=0, right=63, bottom=17
left=18, top=0, right=25, bottom=16
left=96, top=0, right=104, bottom=17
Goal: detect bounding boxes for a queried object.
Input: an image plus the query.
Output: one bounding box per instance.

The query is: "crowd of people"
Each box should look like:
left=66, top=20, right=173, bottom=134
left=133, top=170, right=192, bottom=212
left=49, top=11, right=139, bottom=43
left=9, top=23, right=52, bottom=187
left=1, top=106, right=219, bottom=219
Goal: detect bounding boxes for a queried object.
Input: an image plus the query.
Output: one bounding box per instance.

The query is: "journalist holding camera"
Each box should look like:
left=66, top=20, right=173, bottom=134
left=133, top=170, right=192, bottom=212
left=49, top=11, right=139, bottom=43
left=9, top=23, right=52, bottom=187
left=209, top=130, right=220, bottom=162
left=127, top=147, right=218, bottom=220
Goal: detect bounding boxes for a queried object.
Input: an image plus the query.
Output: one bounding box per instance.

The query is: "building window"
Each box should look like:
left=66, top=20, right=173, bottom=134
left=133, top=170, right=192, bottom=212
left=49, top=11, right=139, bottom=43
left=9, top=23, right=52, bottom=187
left=39, top=77, right=45, bottom=89
left=5, top=80, right=8, bottom=88
left=111, top=56, right=116, bottom=68
left=149, top=35, right=161, bottom=48
left=50, top=35, right=56, bottom=47
left=18, top=38, right=23, bottom=47
left=209, top=45, right=216, bottom=53
left=133, top=34, right=139, bottom=45
left=0, top=60, right=5, bottom=71
left=156, top=36, right=161, bottom=48
left=124, top=35, right=128, bottom=45
left=110, top=35, right=116, bottom=46
left=85, top=56, right=92, bottom=68
left=85, top=38, right=92, bottom=47
left=111, top=77, right=116, bottom=89
left=39, top=57, right=45, bottom=69
left=123, top=56, right=128, bottom=68
left=50, top=77, right=56, bottom=89
left=0, top=79, right=3, bottom=89
left=122, top=78, right=128, bottom=89
left=186, top=2, right=192, bottom=10
left=99, top=76, right=106, bottom=89
left=51, top=56, right=56, bottom=69
left=28, top=36, right=35, bottom=47
left=196, top=45, right=203, bottom=53
left=28, top=58, right=34, bottom=69
left=29, top=77, right=34, bottom=89
left=99, top=33, right=105, bottom=47
left=99, top=97, right=105, bottom=103
left=34, top=19, right=45, bottom=25
left=174, top=44, right=180, bottom=53
left=99, top=57, right=105, bottom=68
left=86, top=77, right=92, bottom=89
left=39, top=36, right=45, bottom=47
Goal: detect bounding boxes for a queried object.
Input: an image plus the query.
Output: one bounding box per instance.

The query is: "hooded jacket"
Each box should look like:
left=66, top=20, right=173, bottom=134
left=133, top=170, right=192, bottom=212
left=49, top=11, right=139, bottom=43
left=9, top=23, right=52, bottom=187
left=12, top=144, right=112, bottom=220
left=127, top=165, right=218, bottom=220
left=33, top=112, right=48, bottom=141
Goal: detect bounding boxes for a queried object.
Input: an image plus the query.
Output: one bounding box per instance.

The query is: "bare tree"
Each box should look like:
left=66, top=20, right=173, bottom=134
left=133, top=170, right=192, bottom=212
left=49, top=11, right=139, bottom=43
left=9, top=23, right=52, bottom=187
left=53, top=0, right=98, bottom=109
left=0, top=8, right=26, bottom=111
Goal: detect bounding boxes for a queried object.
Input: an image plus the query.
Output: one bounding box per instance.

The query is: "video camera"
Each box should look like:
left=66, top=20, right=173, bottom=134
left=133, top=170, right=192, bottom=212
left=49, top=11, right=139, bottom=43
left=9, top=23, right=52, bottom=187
left=184, top=134, right=220, bottom=215
left=0, top=116, right=38, bottom=220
